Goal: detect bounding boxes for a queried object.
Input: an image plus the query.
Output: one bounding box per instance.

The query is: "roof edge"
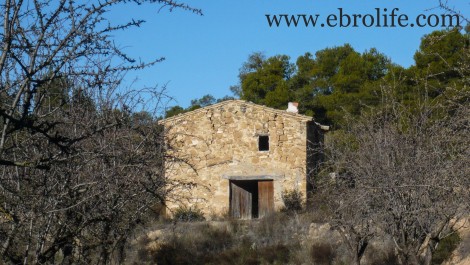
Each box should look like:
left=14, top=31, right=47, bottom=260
left=159, top=100, right=315, bottom=123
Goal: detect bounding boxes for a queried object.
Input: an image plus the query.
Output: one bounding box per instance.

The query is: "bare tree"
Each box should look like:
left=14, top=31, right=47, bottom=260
left=317, top=3, right=469, bottom=260
left=436, top=0, right=470, bottom=25
left=321, top=81, right=469, bottom=265
left=0, top=0, right=201, bottom=263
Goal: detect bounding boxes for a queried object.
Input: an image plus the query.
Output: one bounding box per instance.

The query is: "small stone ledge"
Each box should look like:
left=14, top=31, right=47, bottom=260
left=222, top=175, right=282, bottom=180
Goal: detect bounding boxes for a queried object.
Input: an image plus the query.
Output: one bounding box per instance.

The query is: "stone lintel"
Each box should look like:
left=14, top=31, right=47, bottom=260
left=222, top=175, right=281, bottom=180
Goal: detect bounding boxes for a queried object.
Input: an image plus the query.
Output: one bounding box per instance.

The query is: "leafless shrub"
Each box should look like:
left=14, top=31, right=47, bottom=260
left=368, top=250, right=399, bottom=265
left=138, top=223, right=233, bottom=265
left=310, top=243, right=336, bottom=265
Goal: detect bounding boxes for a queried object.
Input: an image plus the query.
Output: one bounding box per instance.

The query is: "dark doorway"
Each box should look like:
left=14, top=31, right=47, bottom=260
left=230, top=179, right=273, bottom=219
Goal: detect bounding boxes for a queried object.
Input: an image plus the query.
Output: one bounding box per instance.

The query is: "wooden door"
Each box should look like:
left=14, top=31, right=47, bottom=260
left=230, top=181, right=252, bottom=219
left=258, top=180, right=274, bottom=218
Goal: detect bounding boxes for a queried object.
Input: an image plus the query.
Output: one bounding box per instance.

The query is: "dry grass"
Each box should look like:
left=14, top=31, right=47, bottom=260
left=125, top=211, right=462, bottom=265
left=126, top=212, right=313, bottom=264
left=310, top=243, right=336, bottom=265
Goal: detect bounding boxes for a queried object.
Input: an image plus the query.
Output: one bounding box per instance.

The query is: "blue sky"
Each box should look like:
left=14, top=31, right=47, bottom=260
left=108, top=0, right=469, bottom=109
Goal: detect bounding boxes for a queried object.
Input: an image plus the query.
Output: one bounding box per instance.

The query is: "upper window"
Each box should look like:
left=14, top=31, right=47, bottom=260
left=258, top=135, right=269, bottom=151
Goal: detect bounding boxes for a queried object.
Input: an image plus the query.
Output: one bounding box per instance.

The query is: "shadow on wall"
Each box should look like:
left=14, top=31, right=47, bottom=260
left=306, top=120, right=326, bottom=203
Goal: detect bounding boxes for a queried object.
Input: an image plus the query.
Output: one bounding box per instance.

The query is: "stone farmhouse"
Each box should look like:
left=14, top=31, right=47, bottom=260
left=160, top=100, right=328, bottom=219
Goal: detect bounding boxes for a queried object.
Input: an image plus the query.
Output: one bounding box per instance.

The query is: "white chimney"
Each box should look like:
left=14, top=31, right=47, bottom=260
left=286, top=102, right=299, bottom=113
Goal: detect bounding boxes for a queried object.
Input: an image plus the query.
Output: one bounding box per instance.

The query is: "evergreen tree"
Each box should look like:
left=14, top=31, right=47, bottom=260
left=239, top=53, right=294, bottom=107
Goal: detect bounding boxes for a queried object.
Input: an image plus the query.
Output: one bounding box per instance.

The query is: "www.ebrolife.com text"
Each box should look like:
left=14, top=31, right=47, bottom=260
left=266, top=8, right=461, bottom=28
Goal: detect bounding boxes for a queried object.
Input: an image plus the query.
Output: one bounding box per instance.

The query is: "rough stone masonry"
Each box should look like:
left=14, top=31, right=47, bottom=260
left=160, top=100, right=326, bottom=219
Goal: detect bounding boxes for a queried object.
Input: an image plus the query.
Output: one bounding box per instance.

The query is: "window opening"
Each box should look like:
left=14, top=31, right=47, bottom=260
left=258, top=135, right=269, bottom=151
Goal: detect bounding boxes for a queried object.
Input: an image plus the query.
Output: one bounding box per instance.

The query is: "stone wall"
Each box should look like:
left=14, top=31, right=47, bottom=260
left=162, top=100, right=315, bottom=217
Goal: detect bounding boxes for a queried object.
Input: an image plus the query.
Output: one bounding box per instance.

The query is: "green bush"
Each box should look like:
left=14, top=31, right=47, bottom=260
left=432, top=232, right=461, bottom=265
left=173, top=206, right=205, bottom=222
left=281, top=189, right=303, bottom=212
